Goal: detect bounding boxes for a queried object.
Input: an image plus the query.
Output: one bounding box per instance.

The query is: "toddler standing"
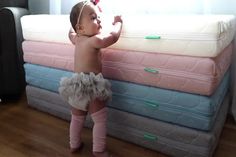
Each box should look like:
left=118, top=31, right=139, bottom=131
left=59, top=0, right=123, bottom=157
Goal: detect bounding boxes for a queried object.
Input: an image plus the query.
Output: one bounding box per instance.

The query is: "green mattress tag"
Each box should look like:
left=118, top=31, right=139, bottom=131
left=145, top=35, right=161, bottom=39
left=143, top=133, right=158, bottom=141
left=144, top=101, right=159, bottom=108
left=144, top=67, right=159, bottom=74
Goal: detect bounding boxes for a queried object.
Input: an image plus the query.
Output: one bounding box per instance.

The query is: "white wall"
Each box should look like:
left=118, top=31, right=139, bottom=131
left=99, top=0, right=205, bottom=15
left=28, top=0, right=236, bottom=15
left=61, top=0, right=78, bottom=14
left=28, top=0, right=50, bottom=14
left=50, top=0, right=61, bottom=14
left=28, top=0, right=62, bottom=14
left=209, top=0, right=236, bottom=14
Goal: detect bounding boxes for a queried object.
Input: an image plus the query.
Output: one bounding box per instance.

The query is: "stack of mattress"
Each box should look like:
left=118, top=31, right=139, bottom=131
left=21, top=14, right=236, bottom=157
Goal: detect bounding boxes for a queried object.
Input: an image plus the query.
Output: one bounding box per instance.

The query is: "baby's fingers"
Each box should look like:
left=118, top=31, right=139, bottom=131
left=114, top=15, right=123, bottom=23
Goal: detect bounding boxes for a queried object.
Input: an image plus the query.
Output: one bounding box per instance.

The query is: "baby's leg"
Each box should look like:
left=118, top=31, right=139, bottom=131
left=70, top=107, right=87, bottom=153
left=89, top=100, right=111, bottom=157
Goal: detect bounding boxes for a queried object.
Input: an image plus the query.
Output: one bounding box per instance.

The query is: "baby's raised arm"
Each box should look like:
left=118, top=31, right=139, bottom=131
left=111, top=15, right=123, bottom=41
left=92, top=15, right=123, bottom=48
left=68, top=28, right=77, bottom=45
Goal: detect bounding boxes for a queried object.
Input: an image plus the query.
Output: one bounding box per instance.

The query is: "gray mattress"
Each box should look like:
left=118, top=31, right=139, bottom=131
left=26, top=85, right=229, bottom=157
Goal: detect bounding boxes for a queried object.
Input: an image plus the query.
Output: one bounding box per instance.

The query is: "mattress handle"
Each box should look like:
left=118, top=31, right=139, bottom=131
left=143, top=133, right=158, bottom=141
left=144, top=67, right=159, bottom=74
left=144, top=101, right=159, bottom=108
left=145, top=35, right=161, bottom=39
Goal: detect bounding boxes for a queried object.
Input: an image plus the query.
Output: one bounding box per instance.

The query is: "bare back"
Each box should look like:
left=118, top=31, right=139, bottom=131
left=74, top=35, right=102, bottom=74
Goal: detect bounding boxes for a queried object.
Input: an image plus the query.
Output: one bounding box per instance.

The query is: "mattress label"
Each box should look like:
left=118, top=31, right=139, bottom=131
left=144, top=67, right=159, bottom=74
left=143, top=133, right=158, bottom=141
left=145, top=35, right=161, bottom=39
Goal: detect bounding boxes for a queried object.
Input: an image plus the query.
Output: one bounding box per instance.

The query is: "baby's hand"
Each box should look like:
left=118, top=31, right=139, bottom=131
left=113, top=15, right=123, bottom=25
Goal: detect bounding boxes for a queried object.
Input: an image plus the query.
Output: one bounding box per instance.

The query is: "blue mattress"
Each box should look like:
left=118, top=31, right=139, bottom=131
left=24, top=63, right=229, bottom=130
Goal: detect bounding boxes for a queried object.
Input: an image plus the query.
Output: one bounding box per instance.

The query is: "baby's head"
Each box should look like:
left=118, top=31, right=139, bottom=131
left=70, top=0, right=101, bottom=36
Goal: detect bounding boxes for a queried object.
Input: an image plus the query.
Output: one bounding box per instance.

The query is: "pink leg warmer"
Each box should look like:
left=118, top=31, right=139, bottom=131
left=69, top=113, right=85, bottom=149
left=91, top=107, right=108, bottom=152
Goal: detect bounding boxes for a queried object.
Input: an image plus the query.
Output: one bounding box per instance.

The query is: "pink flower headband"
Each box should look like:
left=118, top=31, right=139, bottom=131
left=91, top=0, right=100, bottom=5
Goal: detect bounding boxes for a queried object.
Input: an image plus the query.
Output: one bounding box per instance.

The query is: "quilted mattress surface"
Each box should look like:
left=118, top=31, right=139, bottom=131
left=24, top=63, right=229, bottom=130
left=26, top=85, right=229, bottom=157
left=21, top=14, right=236, bottom=57
left=22, top=41, right=232, bottom=95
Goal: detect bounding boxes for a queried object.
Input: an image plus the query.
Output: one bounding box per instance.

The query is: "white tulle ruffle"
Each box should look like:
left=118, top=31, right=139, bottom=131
left=59, top=72, right=112, bottom=111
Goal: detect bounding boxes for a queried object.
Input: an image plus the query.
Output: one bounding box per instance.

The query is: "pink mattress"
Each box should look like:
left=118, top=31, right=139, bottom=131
left=22, top=40, right=232, bottom=95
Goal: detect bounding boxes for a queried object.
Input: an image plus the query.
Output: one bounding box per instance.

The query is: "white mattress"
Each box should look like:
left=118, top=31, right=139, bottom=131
left=21, top=14, right=236, bottom=57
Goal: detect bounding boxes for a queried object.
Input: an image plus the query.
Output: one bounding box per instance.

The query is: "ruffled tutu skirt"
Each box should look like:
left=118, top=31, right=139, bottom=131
left=59, top=72, right=112, bottom=111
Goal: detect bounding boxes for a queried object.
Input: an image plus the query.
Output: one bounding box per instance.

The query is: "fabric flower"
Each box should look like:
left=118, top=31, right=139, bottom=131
left=91, top=0, right=99, bottom=5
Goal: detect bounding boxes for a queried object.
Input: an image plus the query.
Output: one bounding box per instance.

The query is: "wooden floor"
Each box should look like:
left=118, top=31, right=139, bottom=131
left=1, top=93, right=236, bottom=157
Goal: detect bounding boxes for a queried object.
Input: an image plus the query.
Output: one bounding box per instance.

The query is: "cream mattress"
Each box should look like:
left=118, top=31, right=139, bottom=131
left=21, top=14, right=235, bottom=57
left=23, top=40, right=232, bottom=95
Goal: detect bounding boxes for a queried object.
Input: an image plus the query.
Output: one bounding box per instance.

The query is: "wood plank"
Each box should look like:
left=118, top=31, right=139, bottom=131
left=0, top=93, right=236, bottom=157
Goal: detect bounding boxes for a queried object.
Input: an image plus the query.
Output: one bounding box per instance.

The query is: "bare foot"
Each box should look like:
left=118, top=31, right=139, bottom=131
left=92, top=151, right=113, bottom=157
left=70, top=142, right=84, bottom=153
